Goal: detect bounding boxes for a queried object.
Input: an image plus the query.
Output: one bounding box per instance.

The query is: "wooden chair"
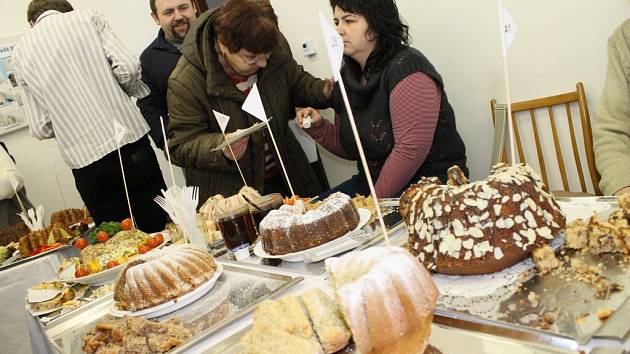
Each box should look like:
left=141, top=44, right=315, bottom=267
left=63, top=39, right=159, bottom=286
left=491, top=82, right=602, bottom=196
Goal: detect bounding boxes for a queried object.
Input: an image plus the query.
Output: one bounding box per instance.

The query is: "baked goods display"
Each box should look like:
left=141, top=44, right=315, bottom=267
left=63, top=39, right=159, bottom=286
left=326, top=247, right=438, bottom=354
left=400, top=163, right=566, bottom=275
left=27, top=281, right=89, bottom=314
left=114, top=244, right=218, bottom=312
left=0, top=221, right=29, bottom=246
left=243, top=247, right=438, bottom=354
left=82, top=316, right=192, bottom=354
left=565, top=195, right=629, bottom=255
left=18, top=223, right=74, bottom=258
left=259, top=192, right=360, bottom=255
left=242, top=288, right=351, bottom=354
left=50, top=208, right=86, bottom=227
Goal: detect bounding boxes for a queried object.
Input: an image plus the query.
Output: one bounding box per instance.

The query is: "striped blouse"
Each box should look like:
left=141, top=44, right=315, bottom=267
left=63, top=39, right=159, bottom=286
left=12, top=10, right=149, bottom=169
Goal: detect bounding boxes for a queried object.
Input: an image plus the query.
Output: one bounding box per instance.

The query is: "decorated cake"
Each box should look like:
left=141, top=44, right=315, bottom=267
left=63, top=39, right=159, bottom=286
left=400, top=163, right=566, bottom=275
left=259, top=192, right=360, bottom=255
left=114, top=244, right=217, bottom=311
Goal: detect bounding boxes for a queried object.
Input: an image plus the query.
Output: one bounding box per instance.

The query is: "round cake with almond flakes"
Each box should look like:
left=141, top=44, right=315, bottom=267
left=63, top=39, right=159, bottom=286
left=399, top=163, right=566, bottom=275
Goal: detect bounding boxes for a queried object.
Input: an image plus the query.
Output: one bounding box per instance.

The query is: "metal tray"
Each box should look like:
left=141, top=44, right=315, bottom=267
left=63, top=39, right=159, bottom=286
left=204, top=322, right=577, bottom=354
left=45, top=262, right=303, bottom=354
left=0, top=243, right=75, bottom=271
left=214, top=199, right=402, bottom=276
left=356, top=196, right=630, bottom=352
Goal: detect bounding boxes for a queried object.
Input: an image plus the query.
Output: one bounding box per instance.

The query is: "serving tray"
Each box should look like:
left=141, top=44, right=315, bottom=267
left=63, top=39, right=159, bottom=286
left=45, top=262, right=303, bottom=354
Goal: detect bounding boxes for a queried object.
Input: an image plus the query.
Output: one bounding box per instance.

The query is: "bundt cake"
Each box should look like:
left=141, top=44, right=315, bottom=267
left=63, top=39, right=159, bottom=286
left=325, top=247, right=438, bottom=354
left=114, top=244, right=218, bottom=311
left=400, top=163, right=566, bottom=275
left=259, top=192, right=360, bottom=255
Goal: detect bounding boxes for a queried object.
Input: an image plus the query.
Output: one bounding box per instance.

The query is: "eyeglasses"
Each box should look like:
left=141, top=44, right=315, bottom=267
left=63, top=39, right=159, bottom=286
left=239, top=52, right=272, bottom=66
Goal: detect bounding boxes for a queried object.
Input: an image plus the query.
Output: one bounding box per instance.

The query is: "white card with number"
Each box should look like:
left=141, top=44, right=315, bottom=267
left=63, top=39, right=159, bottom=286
left=213, top=110, right=231, bottom=133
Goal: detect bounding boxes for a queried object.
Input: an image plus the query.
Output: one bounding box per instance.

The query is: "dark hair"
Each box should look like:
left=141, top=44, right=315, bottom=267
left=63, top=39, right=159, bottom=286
left=330, top=0, right=409, bottom=70
left=27, top=0, right=73, bottom=23
left=213, top=0, right=279, bottom=54
left=150, top=0, right=157, bottom=14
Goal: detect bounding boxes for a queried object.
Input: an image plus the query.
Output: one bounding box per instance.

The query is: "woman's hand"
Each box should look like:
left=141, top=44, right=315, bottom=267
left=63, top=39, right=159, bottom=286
left=295, top=107, right=323, bottom=130
left=222, top=134, right=249, bottom=161
left=323, top=77, right=334, bottom=100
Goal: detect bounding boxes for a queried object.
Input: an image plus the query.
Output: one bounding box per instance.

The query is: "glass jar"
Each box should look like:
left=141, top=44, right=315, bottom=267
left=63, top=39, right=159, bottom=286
left=249, top=193, right=283, bottom=235
left=215, top=204, right=257, bottom=260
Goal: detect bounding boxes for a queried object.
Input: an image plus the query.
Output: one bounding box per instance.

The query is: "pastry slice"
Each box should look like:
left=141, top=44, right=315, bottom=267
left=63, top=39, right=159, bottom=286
left=300, top=288, right=351, bottom=353
left=241, top=296, right=324, bottom=354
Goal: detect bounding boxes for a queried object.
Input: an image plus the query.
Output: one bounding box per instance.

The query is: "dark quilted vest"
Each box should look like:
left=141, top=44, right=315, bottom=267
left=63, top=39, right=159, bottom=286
left=334, top=47, right=468, bottom=194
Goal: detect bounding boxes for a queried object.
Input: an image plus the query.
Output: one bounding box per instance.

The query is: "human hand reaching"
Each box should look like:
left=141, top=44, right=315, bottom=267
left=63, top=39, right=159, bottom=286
left=222, top=134, right=249, bottom=161
left=295, top=107, right=323, bottom=130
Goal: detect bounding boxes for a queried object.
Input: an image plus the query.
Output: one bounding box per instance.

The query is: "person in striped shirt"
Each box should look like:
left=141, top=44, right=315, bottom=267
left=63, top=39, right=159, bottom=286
left=12, top=0, right=167, bottom=232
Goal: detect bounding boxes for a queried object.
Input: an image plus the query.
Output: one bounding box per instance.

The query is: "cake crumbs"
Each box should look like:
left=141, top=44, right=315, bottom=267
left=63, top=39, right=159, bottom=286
left=596, top=309, right=614, bottom=321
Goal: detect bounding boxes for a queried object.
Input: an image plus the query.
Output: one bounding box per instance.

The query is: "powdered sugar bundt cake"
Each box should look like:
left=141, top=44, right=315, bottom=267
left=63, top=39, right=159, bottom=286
left=400, top=163, right=566, bottom=275
left=114, top=244, right=217, bottom=311
left=325, top=247, right=439, bottom=354
left=259, top=192, right=360, bottom=255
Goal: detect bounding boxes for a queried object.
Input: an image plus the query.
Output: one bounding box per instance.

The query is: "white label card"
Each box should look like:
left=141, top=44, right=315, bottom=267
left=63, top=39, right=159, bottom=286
left=212, top=110, right=231, bottom=133
left=241, top=84, right=268, bottom=122
left=499, top=4, right=519, bottom=56
left=9, top=176, right=19, bottom=191
left=319, top=12, right=344, bottom=82
left=113, top=119, right=127, bottom=144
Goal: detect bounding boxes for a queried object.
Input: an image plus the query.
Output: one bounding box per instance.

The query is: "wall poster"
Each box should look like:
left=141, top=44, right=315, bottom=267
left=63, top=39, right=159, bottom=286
left=0, top=35, right=27, bottom=133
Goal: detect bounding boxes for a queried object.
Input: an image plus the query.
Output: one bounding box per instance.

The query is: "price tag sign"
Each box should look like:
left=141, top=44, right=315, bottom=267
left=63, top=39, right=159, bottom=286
left=113, top=119, right=127, bottom=144
left=213, top=110, right=231, bottom=133
left=242, top=84, right=268, bottom=122
left=319, top=12, right=344, bottom=81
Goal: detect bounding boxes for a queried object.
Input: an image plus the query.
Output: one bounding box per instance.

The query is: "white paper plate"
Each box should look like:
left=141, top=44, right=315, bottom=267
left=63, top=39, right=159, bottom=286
left=109, top=263, right=223, bottom=319
left=211, top=120, right=271, bottom=151
left=28, top=303, right=63, bottom=317
left=557, top=199, right=613, bottom=223
left=27, top=288, right=61, bottom=303
left=253, top=208, right=371, bottom=262
left=59, top=232, right=170, bottom=286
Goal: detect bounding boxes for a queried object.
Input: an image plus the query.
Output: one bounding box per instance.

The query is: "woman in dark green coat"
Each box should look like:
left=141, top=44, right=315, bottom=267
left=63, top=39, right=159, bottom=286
left=167, top=0, right=332, bottom=204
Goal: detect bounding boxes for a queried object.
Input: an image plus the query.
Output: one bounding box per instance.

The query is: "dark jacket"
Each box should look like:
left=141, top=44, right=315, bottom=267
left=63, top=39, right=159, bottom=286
left=167, top=11, right=331, bottom=203
left=137, top=30, right=182, bottom=149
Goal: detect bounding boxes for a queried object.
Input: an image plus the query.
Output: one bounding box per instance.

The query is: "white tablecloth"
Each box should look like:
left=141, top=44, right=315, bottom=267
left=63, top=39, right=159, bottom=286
left=0, top=247, right=78, bottom=354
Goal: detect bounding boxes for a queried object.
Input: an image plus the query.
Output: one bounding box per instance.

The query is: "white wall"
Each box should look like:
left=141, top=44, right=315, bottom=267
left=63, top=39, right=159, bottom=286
left=272, top=0, right=630, bottom=192
left=0, top=0, right=627, bottom=212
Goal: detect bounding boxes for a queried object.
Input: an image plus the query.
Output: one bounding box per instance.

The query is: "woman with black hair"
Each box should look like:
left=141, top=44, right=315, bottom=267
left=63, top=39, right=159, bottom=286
left=296, top=0, right=468, bottom=198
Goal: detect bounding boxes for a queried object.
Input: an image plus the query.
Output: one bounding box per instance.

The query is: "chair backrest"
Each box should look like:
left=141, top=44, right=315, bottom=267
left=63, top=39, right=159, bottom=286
left=491, top=82, right=602, bottom=195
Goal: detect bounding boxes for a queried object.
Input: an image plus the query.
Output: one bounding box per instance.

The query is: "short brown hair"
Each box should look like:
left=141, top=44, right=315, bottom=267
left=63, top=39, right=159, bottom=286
left=213, top=0, right=279, bottom=54
left=27, top=0, right=73, bottom=23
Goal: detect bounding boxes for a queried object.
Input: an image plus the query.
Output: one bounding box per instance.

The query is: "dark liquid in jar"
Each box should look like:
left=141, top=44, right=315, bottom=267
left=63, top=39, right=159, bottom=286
left=250, top=209, right=272, bottom=234
left=218, top=213, right=257, bottom=250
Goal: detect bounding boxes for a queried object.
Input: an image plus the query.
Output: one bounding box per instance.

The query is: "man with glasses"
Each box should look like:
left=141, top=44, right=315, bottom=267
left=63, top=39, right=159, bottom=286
left=167, top=0, right=332, bottom=203
left=137, top=0, right=197, bottom=150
